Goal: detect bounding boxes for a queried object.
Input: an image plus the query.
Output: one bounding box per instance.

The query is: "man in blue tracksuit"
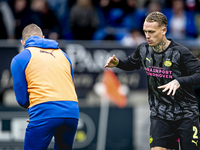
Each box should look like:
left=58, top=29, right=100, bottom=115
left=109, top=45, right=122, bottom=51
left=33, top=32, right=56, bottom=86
left=11, top=23, right=79, bottom=150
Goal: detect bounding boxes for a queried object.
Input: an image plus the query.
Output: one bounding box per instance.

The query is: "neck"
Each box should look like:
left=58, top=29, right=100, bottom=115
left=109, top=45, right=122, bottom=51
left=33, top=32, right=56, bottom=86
left=152, top=38, right=171, bottom=53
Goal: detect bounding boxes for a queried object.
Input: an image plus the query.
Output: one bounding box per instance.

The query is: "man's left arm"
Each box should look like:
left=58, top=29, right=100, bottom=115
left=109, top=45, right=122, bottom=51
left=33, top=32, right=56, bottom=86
left=176, top=50, right=200, bottom=85
left=158, top=49, right=200, bottom=96
left=62, top=51, right=74, bottom=82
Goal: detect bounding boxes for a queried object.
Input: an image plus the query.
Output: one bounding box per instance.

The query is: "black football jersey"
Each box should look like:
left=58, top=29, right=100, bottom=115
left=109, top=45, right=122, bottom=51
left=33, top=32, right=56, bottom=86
left=117, top=40, right=200, bottom=120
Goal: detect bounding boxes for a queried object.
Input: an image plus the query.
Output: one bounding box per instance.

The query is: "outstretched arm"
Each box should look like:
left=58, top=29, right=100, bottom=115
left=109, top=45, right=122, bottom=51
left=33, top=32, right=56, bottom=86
left=104, top=55, right=119, bottom=68
left=105, top=45, right=142, bottom=70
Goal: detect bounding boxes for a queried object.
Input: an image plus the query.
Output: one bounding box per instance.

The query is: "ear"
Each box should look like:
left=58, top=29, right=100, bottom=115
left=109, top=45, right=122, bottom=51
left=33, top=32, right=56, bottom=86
left=21, top=40, right=25, bottom=47
left=162, top=27, right=167, bottom=35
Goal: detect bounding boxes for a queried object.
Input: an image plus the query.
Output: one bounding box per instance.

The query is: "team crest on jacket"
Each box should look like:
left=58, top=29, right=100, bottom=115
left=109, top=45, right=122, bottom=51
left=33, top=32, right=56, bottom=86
left=164, top=59, right=172, bottom=67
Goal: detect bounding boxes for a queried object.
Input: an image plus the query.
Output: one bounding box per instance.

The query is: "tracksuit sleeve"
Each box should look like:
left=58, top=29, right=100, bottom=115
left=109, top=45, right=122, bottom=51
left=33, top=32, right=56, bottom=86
left=10, top=50, right=31, bottom=108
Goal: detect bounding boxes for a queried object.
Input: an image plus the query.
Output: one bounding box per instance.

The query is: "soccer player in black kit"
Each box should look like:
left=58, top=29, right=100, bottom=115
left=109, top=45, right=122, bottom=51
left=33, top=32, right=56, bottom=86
left=105, top=11, right=200, bottom=150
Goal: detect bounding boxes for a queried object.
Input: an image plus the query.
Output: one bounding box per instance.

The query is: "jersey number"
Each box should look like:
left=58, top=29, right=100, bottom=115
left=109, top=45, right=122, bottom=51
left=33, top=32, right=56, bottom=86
left=193, top=126, right=198, bottom=139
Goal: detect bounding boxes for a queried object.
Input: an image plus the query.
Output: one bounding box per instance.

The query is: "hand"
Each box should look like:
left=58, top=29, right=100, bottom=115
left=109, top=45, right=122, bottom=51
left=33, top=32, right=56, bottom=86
left=26, top=119, right=29, bottom=122
left=104, top=55, right=119, bottom=68
left=158, top=79, right=180, bottom=96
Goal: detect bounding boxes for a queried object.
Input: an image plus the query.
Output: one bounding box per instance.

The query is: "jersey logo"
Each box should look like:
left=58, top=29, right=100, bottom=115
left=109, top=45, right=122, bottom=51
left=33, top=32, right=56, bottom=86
left=192, top=140, right=198, bottom=146
left=149, top=137, right=153, bottom=144
left=164, top=59, right=172, bottom=67
left=146, top=57, right=152, bottom=63
left=40, top=50, right=56, bottom=58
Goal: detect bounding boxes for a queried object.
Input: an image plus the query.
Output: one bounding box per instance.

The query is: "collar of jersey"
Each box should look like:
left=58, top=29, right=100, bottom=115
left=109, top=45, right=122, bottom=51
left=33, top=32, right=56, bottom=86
left=24, top=36, right=59, bottom=49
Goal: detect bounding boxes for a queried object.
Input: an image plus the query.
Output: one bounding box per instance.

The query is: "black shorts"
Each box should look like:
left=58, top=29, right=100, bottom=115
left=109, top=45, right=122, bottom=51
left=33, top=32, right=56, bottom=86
left=150, top=115, right=200, bottom=150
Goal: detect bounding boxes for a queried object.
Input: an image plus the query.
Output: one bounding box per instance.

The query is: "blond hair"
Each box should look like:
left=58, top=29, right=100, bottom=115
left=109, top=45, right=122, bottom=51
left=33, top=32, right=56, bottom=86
left=145, top=11, right=167, bottom=27
left=22, top=24, right=43, bottom=42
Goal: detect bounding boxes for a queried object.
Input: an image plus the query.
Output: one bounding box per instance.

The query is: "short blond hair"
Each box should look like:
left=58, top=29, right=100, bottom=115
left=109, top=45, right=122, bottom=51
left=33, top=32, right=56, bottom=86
left=22, top=24, right=43, bottom=42
left=145, top=11, right=167, bottom=27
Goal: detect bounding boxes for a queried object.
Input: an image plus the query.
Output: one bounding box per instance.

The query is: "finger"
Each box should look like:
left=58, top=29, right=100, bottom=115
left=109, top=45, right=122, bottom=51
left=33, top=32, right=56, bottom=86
left=162, top=88, right=168, bottom=92
left=167, top=87, right=173, bottom=95
left=113, top=55, right=116, bottom=60
left=162, top=85, right=170, bottom=92
left=104, top=63, right=110, bottom=68
left=158, top=84, right=168, bottom=89
left=104, top=63, right=109, bottom=68
left=172, top=86, right=177, bottom=96
left=113, top=55, right=118, bottom=62
left=158, top=84, right=167, bottom=89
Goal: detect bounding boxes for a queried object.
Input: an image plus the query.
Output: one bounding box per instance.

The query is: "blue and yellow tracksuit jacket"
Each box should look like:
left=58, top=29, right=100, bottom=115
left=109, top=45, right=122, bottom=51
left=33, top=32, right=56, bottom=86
left=11, top=36, right=79, bottom=121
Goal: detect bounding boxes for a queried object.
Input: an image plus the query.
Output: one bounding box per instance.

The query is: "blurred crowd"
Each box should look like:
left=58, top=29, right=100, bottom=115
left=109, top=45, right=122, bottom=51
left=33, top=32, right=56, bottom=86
left=1, top=0, right=200, bottom=46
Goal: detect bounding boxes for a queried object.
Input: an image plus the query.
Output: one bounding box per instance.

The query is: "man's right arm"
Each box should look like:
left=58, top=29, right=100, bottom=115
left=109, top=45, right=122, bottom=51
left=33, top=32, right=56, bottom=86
left=10, top=50, right=31, bottom=108
left=105, top=46, right=141, bottom=71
